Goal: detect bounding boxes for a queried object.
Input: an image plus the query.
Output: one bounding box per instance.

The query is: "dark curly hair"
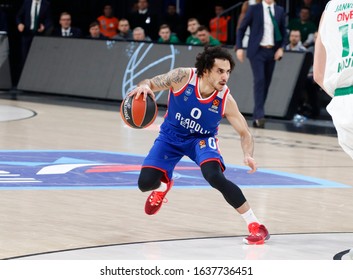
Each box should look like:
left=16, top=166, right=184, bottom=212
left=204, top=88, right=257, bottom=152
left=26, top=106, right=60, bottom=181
left=195, top=46, right=235, bottom=77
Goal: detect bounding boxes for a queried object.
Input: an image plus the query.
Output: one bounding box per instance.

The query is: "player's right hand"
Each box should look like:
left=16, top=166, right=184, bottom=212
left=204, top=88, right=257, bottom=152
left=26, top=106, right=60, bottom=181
left=128, top=84, right=155, bottom=101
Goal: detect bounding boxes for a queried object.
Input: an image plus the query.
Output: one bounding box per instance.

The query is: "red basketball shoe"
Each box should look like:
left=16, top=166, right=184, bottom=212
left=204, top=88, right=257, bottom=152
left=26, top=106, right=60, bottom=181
left=145, top=180, right=173, bottom=215
left=243, top=222, right=270, bottom=245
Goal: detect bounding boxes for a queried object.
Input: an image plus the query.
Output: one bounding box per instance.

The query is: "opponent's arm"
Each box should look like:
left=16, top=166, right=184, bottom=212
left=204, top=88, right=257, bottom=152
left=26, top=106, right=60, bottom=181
left=128, top=68, right=191, bottom=101
left=313, top=13, right=331, bottom=96
left=224, top=94, right=257, bottom=173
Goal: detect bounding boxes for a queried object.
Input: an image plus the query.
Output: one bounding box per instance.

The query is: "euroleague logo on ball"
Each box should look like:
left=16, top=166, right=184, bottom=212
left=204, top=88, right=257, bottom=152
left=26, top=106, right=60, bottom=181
left=121, top=96, right=132, bottom=121
left=120, top=94, right=158, bottom=129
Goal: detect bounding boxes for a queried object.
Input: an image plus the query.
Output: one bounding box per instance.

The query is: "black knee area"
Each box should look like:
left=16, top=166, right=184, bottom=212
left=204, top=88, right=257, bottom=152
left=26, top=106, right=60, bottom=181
left=201, top=161, right=228, bottom=190
left=201, top=161, right=246, bottom=209
left=138, top=167, right=164, bottom=192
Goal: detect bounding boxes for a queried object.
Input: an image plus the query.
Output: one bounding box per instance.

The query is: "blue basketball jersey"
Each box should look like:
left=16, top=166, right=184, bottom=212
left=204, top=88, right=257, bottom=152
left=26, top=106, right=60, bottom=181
left=142, top=68, right=229, bottom=180
left=160, top=68, right=230, bottom=138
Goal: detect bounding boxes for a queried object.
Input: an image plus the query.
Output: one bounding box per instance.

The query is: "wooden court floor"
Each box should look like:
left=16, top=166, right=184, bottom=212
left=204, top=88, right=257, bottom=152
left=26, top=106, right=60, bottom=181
left=0, top=92, right=352, bottom=260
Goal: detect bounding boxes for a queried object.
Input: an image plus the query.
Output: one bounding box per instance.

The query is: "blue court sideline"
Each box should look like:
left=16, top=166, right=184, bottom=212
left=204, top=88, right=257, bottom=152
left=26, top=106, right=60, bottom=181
left=0, top=150, right=350, bottom=190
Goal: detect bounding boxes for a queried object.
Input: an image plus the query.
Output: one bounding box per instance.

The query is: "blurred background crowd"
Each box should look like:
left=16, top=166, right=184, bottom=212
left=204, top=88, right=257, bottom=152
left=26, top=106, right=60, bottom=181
left=0, top=0, right=329, bottom=119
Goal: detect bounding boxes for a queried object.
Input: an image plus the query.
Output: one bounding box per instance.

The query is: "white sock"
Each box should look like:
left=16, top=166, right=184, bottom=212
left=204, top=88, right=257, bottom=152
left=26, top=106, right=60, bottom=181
left=241, top=209, right=260, bottom=226
left=158, top=181, right=168, bottom=192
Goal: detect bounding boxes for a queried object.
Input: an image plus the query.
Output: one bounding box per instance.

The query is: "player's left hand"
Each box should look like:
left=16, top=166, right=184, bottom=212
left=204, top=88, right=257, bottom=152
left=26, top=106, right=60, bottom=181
left=244, top=156, right=257, bottom=174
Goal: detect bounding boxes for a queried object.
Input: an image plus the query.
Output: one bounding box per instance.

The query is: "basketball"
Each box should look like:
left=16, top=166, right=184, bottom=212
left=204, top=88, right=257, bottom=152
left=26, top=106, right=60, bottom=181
left=120, top=94, right=158, bottom=129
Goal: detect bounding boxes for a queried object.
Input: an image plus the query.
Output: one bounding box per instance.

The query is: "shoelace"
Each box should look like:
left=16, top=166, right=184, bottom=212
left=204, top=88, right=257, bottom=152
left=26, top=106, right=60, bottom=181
left=249, top=226, right=266, bottom=239
left=149, top=191, right=168, bottom=206
left=248, top=223, right=260, bottom=234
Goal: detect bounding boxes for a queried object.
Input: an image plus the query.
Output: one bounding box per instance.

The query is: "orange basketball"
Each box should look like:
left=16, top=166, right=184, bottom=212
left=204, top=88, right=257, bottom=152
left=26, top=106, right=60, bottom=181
left=120, top=94, right=158, bottom=129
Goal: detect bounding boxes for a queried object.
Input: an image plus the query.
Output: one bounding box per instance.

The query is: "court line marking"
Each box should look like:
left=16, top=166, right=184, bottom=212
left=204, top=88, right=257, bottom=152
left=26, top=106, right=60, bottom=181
left=0, top=150, right=351, bottom=190
left=4, top=232, right=353, bottom=260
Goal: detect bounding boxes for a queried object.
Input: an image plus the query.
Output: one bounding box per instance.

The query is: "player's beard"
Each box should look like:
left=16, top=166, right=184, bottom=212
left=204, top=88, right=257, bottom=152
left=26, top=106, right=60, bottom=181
left=206, top=75, right=225, bottom=92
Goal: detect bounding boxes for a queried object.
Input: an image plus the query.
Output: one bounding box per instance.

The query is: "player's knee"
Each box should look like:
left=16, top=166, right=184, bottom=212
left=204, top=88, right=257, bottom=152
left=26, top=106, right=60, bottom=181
left=138, top=177, right=153, bottom=192
left=203, top=171, right=224, bottom=190
left=201, top=162, right=225, bottom=190
left=138, top=167, right=164, bottom=192
left=138, top=176, right=159, bottom=192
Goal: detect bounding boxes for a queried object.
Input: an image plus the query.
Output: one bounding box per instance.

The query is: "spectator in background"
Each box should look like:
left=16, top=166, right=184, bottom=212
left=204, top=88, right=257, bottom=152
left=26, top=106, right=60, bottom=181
left=97, top=4, right=119, bottom=39
left=113, top=18, right=133, bottom=41
left=185, top=18, right=201, bottom=45
left=130, top=1, right=139, bottom=13
left=132, top=26, right=151, bottom=41
left=196, top=25, right=221, bottom=46
left=129, top=0, right=159, bottom=40
left=209, top=4, right=230, bottom=45
left=157, top=24, right=180, bottom=44
left=52, top=12, right=82, bottom=38
left=288, top=7, right=317, bottom=48
left=161, top=3, right=185, bottom=41
left=285, top=29, right=307, bottom=52
left=296, top=0, right=321, bottom=25
left=306, top=31, right=317, bottom=54
left=16, top=0, right=52, bottom=66
left=236, top=0, right=286, bottom=128
left=299, top=31, right=321, bottom=119
left=236, top=0, right=262, bottom=48
left=87, top=21, right=108, bottom=40
left=285, top=29, right=316, bottom=118
left=237, top=0, right=261, bottom=29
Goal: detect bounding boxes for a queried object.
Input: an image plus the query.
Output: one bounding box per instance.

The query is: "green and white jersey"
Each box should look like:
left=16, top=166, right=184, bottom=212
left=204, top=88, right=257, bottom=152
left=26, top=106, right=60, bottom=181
left=320, top=1, right=353, bottom=96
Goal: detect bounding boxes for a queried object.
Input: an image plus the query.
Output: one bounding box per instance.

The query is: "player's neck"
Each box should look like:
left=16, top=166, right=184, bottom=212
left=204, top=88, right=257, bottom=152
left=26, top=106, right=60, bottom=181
left=199, top=77, right=216, bottom=98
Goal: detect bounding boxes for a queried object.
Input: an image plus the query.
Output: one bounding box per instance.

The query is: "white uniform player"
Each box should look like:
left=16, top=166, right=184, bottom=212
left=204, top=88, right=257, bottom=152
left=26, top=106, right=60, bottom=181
left=314, top=0, right=353, bottom=159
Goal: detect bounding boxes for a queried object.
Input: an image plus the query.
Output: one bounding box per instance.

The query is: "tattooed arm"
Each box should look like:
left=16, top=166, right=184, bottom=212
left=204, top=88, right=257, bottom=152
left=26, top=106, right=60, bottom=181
left=128, top=68, right=191, bottom=101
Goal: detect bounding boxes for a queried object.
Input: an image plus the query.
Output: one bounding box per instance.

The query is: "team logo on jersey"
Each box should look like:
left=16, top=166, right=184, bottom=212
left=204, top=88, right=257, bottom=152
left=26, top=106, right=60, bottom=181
left=208, top=99, right=220, bottom=113
left=185, top=87, right=193, bottom=96
left=199, top=140, right=206, bottom=149
left=184, top=87, right=193, bottom=101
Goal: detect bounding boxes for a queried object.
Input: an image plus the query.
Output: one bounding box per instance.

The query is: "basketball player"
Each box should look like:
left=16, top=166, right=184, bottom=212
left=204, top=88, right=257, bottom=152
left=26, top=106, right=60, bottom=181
left=127, top=46, right=269, bottom=245
left=313, top=1, right=353, bottom=159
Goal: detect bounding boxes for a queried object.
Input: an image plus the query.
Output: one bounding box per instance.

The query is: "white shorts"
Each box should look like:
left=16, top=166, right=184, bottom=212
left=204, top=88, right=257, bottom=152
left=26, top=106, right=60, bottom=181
left=326, top=94, right=353, bottom=159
